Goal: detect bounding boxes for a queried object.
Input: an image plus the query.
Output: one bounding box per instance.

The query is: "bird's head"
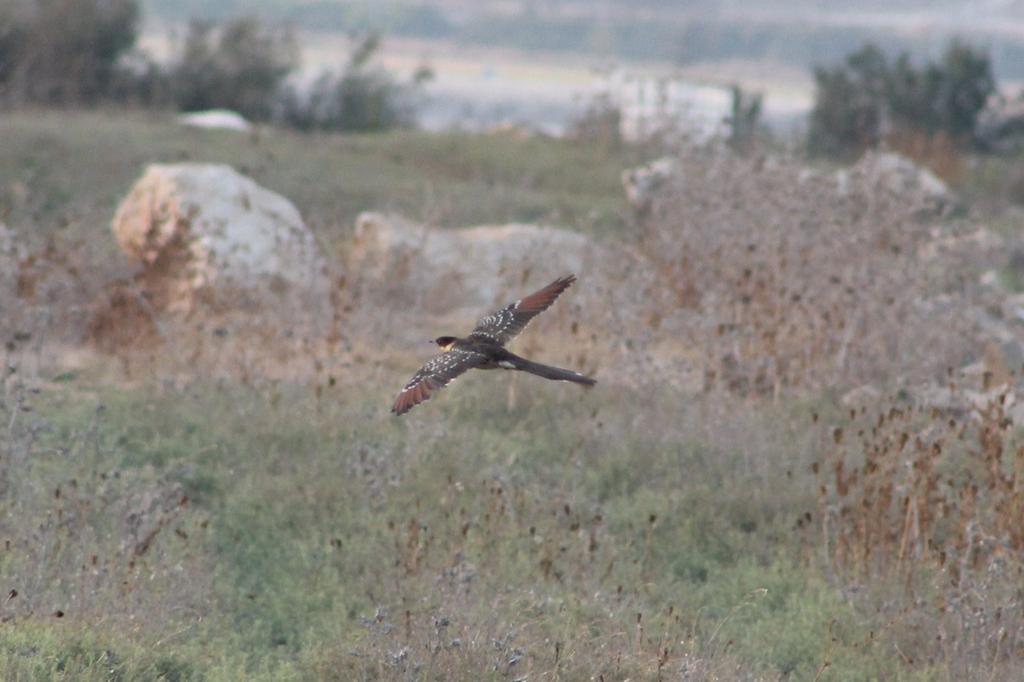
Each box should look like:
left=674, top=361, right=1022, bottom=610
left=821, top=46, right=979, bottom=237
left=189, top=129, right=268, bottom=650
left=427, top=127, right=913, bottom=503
left=434, top=336, right=457, bottom=351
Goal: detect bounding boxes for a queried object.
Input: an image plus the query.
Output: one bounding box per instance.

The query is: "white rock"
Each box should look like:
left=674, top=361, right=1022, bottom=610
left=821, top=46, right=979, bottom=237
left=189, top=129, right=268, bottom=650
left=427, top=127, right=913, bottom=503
left=980, top=269, right=1002, bottom=288
left=350, top=211, right=597, bottom=313
left=796, top=168, right=820, bottom=185
left=112, top=163, right=329, bottom=315
left=177, top=109, right=252, bottom=132
left=834, top=169, right=850, bottom=197
left=877, top=153, right=946, bottom=197
left=841, top=151, right=954, bottom=213
left=621, top=156, right=678, bottom=210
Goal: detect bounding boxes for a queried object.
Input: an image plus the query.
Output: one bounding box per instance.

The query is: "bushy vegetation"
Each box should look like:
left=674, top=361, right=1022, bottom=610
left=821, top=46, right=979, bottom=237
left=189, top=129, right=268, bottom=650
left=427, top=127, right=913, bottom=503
left=142, top=1, right=1024, bottom=81
left=567, top=93, right=623, bottom=148
left=727, top=84, right=763, bottom=152
left=815, top=388, right=1024, bottom=675
left=4, top=109, right=1024, bottom=678
left=630, top=145, right=982, bottom=395
left=0, top=0, right=142, bottom=105
left=808, top=41, right=996, bottom=158
left=278, top=33, right=432, bottom=133
left=170, top=16, right=297, bottom=122
left=167, top=20, right=430, bottom=130
left=0, top=0, right=425, bottom=132
left=0, top=366, right=932, bottom=680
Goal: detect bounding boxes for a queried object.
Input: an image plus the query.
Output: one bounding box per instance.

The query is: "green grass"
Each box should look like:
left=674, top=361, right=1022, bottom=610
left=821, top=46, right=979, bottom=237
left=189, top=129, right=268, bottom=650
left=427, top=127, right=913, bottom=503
left=3, top=108, right=1013, bottom=679
left=958, top=151, right=1024, bottom=217
left=0, top=622, right=200, bottom=681
left=0, top=377, right=928, bottom=680
left=0, top=109, right=634, bottom=261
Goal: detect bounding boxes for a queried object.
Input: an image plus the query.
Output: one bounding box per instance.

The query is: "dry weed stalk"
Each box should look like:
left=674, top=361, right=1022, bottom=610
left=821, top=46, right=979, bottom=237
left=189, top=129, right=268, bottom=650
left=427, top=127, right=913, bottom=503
left=632, top=144, right=990, bottom=396
left=324, top=474, right=721, bottom=681
left=817, top=388, right=1024, bottom=583
left=815, top=384, right=1024, bottom=668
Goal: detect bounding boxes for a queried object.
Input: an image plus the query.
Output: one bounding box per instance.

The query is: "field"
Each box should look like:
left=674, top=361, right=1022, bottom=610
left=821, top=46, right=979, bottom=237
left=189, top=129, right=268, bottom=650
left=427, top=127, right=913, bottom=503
left=2, top=110, right=1024, bottom=680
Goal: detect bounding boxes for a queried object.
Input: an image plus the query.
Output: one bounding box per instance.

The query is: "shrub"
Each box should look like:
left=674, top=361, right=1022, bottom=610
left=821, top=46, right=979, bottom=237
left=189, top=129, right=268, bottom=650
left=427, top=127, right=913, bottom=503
left=278, top=33, right=429, bottom=132
left=0, top=5, right=22, bottom=91
left=809, top=41, right=996, bottom=158
left=628, top=144, right=987, bottom=396
left=567, top=92, right=622, bottom=148
left=815, top=387, right=1024, bottom=674
left=170, top=16, right=298, bottom=121
left=0, top=0, right=140, bottom=106
left=0, top=7, right=421, bottom=131
left=887, top=41, right=995, bottom=140
left=808, top=44, right=893, bottom=157
left=887, top=127, right=965, bottom=184
left=726, top=83, right=763, bottom=152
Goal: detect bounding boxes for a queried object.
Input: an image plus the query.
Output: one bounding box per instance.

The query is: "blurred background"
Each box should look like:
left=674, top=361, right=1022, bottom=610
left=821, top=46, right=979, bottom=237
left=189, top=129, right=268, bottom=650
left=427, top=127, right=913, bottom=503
left=5, top=0, right=1024, bottom=140
left=4, top=1, right=1024, bottom=679
left=140, top=0, right=1024, bottom=137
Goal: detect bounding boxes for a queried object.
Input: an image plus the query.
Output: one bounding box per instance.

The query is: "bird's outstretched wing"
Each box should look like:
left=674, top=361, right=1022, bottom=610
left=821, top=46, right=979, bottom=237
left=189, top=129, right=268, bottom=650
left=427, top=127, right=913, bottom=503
left=469, top=274, right=576, bottom=346
left=392, top=349, right=487, bottom=415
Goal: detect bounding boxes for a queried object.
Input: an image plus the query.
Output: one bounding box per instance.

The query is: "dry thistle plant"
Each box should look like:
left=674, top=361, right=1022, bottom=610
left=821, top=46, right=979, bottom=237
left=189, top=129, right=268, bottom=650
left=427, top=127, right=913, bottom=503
left=814, top=384, right=1024, bottom=671
left=0, top=392, right=212, bottom=632
left=628, top=144, right=993, bottom=397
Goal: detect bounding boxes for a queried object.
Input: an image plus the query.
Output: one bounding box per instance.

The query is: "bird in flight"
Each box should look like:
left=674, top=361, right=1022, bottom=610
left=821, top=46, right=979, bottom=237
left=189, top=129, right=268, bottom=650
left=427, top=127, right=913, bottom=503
left=392, top=274, right=596, bottom=415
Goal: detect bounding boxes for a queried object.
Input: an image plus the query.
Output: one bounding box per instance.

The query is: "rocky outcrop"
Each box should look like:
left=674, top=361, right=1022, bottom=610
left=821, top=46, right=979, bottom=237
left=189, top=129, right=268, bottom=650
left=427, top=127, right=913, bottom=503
left=112, top=163, right=329, bottom=316
left=836, top=151, right=955, bottom=216
left=349, top=212, right=599, bottom=313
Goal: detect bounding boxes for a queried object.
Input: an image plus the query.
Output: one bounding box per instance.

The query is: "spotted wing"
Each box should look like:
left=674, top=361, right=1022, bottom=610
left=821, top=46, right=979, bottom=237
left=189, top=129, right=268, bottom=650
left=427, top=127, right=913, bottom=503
left=392, top=349, right=486, bottom=415
left=469, top=274, right=576, bottom=346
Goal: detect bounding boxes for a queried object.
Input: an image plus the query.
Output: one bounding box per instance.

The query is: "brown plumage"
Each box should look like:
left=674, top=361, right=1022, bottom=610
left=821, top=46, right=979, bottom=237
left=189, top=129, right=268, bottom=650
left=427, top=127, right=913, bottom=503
left=392, top=274, right=595, bottom=415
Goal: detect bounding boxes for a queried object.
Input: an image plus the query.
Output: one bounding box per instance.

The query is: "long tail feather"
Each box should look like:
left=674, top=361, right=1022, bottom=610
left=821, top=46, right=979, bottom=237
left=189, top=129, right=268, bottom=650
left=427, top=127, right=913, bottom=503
left=510, top=356, right=596, bottom=386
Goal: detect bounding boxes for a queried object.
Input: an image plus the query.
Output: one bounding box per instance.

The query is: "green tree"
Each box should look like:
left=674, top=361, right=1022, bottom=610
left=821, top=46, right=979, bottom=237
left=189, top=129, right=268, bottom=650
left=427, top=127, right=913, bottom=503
left=885, top=52, right=936, bottom=132
left=279, top=33, right=429, bottom=132
left=171, top=16, right=297, bottom=121
left=933, top=40, right=995, bottom=138
left=727, top=84, right=763, bottom=152
left=808, top=40, right=995, bottom=157
left=0, top=4, right=24, bottom=90
left=0, top=0, right=139, bottom=105
left=808, top=44, right=888, bottom=156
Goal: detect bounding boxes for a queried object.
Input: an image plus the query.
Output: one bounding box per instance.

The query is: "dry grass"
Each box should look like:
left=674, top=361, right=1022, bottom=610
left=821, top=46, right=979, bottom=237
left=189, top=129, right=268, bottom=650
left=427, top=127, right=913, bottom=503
left=887, top=129, right=966, bottom=186
left=814, top=384, right=1024, bottom=676
left=1, top=111, right=1024, bottom=679
left=628, top=144, right=993, bottom=396
left=0, top=371, right=829, bottom=680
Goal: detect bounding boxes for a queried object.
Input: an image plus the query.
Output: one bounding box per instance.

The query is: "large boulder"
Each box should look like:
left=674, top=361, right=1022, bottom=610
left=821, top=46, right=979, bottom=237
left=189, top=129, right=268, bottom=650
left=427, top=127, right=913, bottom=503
left=836, top=151, right=955, bottom=216
left=112, top=163, right=329, bottom=315
left=349, top=212, right=599, bottom=314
